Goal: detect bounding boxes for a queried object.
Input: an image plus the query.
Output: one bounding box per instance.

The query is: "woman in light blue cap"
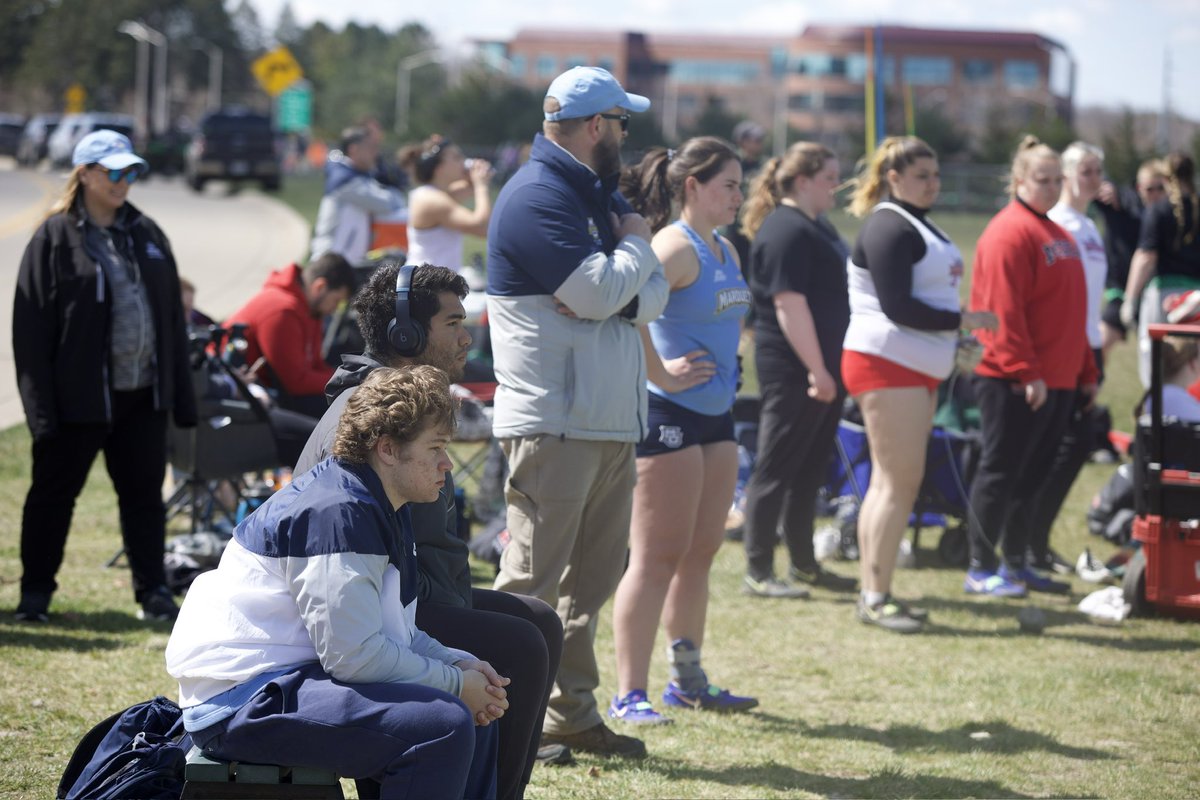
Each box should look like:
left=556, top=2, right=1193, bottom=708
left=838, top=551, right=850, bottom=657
left=12, top=129, right=197, bottom=624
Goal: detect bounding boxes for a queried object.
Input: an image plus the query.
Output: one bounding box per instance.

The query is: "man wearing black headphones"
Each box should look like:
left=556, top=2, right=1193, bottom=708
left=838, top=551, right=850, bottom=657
left=294, top=261, right=566, bottom=800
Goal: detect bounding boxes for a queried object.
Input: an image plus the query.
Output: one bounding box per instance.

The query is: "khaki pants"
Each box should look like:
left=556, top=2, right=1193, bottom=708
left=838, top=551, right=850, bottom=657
left=494, top=435, right=636, bottom=735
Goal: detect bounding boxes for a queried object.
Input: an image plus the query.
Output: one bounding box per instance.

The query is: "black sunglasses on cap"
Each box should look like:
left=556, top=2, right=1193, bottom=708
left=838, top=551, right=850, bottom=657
left=598, top=113, right=630, bottom=133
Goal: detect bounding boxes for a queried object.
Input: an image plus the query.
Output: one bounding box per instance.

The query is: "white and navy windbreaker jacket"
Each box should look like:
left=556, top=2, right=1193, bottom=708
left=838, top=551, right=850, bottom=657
left=166, top=458, right=471, bottom=709
left=485, top=133, right=668, bottom=442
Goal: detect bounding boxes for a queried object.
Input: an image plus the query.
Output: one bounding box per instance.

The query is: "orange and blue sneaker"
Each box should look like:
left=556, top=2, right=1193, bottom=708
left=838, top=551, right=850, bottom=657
left=661, top=681, right=759, bottom=713
left=608, top=690, right=673, bottom=726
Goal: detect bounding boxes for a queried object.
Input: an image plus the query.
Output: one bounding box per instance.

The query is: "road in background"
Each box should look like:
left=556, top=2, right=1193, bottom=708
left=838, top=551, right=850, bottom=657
left=0, top=162, right=310, bottom=430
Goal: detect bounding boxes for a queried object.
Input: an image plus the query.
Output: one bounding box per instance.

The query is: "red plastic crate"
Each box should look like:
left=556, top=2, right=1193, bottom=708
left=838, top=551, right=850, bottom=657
left=1133, top=515, right=1200, bottom=618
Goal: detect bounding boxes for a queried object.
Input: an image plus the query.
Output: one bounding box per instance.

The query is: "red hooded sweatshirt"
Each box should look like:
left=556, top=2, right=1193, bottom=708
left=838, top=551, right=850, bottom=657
left=970, top=199, right=1099, bottom=390
left=224, top=263, right=332, bottom=396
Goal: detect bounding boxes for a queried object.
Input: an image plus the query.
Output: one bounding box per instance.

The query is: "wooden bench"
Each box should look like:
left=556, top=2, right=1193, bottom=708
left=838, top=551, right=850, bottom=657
left=181, top=746, right=344, bottom=799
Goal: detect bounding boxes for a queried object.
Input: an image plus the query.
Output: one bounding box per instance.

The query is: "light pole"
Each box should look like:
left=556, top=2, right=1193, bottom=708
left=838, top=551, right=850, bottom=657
left=194, top=42, right=223, bottom=112
left=119, top=20, right=168, bottom=135
left=118, top=21, right=150, bottom=140
left=395, top=50, right=446, bottom=135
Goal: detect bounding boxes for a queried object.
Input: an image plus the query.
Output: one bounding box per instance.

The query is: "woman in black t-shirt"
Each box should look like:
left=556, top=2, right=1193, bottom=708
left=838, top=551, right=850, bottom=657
left=737, top=142, right=858, bottom=599
left=1123, top=152, right=1200, bottom=386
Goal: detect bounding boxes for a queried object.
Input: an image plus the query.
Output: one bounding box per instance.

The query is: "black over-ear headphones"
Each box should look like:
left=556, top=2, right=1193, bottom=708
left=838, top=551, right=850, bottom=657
left=387, top=264, right=426, bottom=356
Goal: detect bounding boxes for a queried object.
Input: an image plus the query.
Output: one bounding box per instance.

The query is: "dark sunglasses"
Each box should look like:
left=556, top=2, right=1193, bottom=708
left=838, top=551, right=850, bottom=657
left=91, top=164, right=143, bottom=185
left=598, top=112, right=631, bottom=133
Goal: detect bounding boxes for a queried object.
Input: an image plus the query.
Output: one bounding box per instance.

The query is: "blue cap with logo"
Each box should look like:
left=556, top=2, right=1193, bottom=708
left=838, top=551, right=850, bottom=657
left=72, top=129, right=148, bottom=170
left=544, top=66, right=651, bottom=121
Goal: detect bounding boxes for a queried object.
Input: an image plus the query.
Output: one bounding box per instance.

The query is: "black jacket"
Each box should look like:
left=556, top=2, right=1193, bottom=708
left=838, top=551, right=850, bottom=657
left=292, top=353, right=474, bottom=608
left=13, top=202, right=198, bottom=440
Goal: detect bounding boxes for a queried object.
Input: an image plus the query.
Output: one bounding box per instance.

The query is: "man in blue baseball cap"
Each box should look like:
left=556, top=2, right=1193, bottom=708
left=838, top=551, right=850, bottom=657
left=485, top=66, right=667, bottom=761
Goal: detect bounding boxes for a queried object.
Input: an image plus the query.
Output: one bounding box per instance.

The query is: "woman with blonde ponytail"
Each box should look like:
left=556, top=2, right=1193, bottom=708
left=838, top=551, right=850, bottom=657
left=1123, top=152, right=1200, bottom=385
left=736, top=142, right=858, bottom=601
left=841, top=136, right=996, bottom=632
left=966, top=135, right=1097, bottom=599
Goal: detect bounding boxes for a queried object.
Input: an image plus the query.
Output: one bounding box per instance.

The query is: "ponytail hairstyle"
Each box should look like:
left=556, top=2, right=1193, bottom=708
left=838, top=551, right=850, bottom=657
left=398, top=134, right=452, bottom=185
left=1162, top=335, right=1200, bottom=383
left=847, top=135, right=936, bottom=218
left=1007, top=134, right=1060, bottom=198
left=623, top=136, right=739, bottom=234
left=1164, top=151, right=1199, bottom=250
left=740, top=141, right=837, bottom=239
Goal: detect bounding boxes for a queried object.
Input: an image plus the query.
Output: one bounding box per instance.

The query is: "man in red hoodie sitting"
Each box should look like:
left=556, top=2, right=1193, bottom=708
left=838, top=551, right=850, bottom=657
left=225, top=253, right=356, bottom=418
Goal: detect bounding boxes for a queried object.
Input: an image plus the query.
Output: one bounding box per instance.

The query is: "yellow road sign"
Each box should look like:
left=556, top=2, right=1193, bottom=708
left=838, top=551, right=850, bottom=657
left=65, top=83, right=86, bottom=113
left=252, top=46, right=304, bottom=97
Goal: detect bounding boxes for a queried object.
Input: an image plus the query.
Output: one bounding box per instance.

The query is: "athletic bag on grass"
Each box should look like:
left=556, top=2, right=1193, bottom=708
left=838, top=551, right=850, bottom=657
left=57, top=695, right=192, bottom=799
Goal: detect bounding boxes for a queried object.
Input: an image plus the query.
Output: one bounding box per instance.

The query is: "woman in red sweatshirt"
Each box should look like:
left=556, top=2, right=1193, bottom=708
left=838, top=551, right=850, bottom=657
left=965, top=136, right=1099, bottom=598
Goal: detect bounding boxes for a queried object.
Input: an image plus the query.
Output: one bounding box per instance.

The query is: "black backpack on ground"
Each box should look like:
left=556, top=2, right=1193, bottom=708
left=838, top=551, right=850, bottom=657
left=57, top=696, right=192, bottom=800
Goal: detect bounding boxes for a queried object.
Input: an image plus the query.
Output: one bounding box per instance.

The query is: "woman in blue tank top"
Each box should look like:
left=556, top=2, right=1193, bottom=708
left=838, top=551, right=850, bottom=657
left=609, top=137, right=755, bottom=725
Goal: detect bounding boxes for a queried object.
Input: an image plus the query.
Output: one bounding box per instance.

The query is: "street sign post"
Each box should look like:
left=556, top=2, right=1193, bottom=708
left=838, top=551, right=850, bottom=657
left=65, top=84, right=86, bottom=114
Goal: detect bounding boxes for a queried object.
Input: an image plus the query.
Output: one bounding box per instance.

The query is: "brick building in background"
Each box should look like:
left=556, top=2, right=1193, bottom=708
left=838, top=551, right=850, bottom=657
left=476, top=23, right=1073, bottom=159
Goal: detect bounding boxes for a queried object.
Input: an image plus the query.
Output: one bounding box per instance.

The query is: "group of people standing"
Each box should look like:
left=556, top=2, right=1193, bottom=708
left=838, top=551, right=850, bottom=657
left=14, top=59, right=1200, bottom=799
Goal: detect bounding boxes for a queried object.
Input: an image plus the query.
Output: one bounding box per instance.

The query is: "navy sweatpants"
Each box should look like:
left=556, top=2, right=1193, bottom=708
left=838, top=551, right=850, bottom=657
left=192, top=663, right=498, bottom=800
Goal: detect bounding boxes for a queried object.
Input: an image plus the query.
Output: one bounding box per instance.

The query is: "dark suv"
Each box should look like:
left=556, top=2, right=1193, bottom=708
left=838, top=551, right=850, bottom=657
left=185, top=108, right=281, bottom=192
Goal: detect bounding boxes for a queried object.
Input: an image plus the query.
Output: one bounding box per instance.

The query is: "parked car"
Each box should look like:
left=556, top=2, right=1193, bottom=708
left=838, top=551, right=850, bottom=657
left=16, top=113, right=61, bottom=166
left=0, top=113, right=26, bottom=157
left=46, top=112, right=136, bottom=168
left=185, top=108, right=281, bottom=192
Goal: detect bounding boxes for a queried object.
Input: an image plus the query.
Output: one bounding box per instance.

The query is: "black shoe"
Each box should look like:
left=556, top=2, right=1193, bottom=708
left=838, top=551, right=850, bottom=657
left=789, top=564, right=858, bottom=592
left=541, top=722, right=646, bottom=759
left=138, top=586, right=179, bottom=622
left=14, top=591, right=51, bottom=623
left=535, top=741, right=575, bottom=766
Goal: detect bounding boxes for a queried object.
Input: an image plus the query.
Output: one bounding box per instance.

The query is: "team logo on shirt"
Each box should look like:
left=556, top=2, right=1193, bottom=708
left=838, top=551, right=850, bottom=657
left=658, top=425, right=684, bottom=449
left=1042, top=238, right=1080, bottom=266
left=586, top=217, right=603, bottom=247
left=715, top=286, right=752, bottom=314
left=948, top=257, right=964, bottom=287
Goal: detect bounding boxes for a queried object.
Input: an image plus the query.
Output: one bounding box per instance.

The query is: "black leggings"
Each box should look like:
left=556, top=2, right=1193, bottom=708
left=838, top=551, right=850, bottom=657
left=743, top=368, right=844, bottom=579
left=416, top=588, right=562, bottom=800
left=20, top=388, right=168, bottom=602
left=967, top=376, right=1074, bottom=571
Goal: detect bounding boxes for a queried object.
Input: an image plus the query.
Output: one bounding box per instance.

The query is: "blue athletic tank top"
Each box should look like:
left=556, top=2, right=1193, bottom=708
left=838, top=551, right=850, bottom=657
left=647, top=221, right=751, bottom=415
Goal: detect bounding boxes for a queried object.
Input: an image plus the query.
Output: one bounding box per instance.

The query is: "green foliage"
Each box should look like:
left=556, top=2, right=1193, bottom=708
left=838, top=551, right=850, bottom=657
left=1102, top=109, right=1152, bottom=188
left=913, top=105, right=970, bottom=161
left=424, top=67, right=543, bottom=146
left=975, top=105, right=1078, bottom=166
left=680, top=94, right=741, bottom=144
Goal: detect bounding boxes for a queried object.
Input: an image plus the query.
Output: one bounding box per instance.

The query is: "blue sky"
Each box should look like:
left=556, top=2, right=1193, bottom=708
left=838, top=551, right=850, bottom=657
left=246, top=0, right=1200, bottom=123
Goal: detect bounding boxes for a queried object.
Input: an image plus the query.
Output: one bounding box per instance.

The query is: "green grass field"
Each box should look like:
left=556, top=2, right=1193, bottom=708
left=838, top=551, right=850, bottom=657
left=2, top=184, right=1197, bottom=799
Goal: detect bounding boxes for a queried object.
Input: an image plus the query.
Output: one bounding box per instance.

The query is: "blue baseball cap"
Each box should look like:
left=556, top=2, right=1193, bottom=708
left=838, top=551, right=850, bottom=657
left=72, top=129, right=148, bottom=170
left=544, top=66, right=651, bottom=121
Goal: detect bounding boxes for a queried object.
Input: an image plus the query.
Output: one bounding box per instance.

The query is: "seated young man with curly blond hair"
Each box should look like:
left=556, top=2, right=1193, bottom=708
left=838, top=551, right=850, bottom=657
left=166, top=366, right=506, bottom=800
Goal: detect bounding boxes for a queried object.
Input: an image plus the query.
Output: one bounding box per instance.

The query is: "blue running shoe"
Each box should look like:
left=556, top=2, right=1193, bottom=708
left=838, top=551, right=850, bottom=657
left=1000, top=564, right=1071, bottom=595
left=964, top=568, right=1028, bottom=598
left=661, top=681, right=759, bottom=713
left=608, top=690, right=673, bottom=725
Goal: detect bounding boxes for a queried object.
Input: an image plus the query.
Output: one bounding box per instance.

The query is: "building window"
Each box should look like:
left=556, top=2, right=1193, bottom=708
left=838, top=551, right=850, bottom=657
left=841, top=54, right=894, bottom=84
left=670, top=59, right=761, bottom=85
left=598, top=56, right=615, bottom=73
left=565, top=54, right=587, bottom=69
left=963, top=59, right=994, bottom=84
left=788, top=92, right=864, bottom=111
left=1004, top=59, right=1041, bottom=89
left=509, top=54, right=526, bottom=78
left=536, top=55, right=557, bottom=80
left=902, top=56, right=952, bottom=86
